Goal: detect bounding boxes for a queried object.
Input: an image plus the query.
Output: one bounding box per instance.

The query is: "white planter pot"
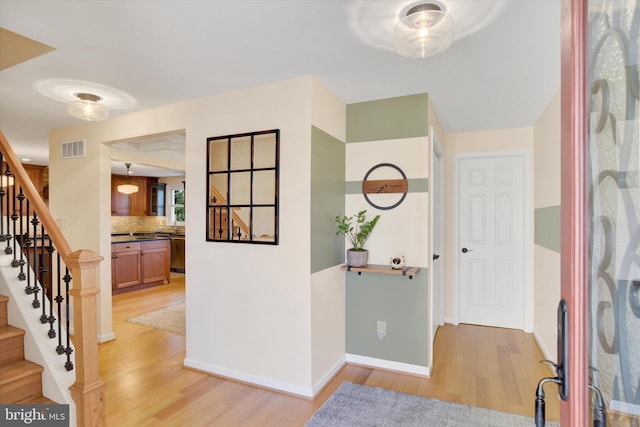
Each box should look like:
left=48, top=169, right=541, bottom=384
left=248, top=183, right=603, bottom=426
left=347, top=249, right=368, bottom=267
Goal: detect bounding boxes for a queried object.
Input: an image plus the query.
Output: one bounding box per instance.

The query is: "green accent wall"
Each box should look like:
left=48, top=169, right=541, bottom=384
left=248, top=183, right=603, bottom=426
left=346, top=94, right=429, bottom=143
left=345, top=178, right=429, bottom=194
left=535, top=205, right=561, bottom=253
left=311, top=126, right=345, bottom=273
left=346, top=271, right=428, bottom=367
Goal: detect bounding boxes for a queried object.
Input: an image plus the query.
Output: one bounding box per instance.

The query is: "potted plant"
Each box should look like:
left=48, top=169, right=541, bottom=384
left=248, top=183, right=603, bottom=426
left=335, top=210, right=380, bottom=267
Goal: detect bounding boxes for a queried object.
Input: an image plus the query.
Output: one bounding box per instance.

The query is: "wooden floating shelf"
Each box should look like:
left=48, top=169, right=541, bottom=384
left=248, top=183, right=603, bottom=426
left=340, top=264, right=420, bottom=279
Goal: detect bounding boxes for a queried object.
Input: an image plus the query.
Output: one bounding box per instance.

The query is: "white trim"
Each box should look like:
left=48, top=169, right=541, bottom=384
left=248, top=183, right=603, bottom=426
left=609, top=400, right=640, bottom=417
left=428, top=126, right=445, bottom=367
left=453, top=151, right=533, bottom=331
left=444, top=316, right=458, bottom=325
left=452, top=154, right=460, bottom=325
left=533, top=329, right=553, bottom=363
left=183, top=357, right=315, bottom=398
left=98, top=332, right=116, bottom=343
left=346, top=354, right=430, bottom=377
left=312, top=357, right=346, bottom=397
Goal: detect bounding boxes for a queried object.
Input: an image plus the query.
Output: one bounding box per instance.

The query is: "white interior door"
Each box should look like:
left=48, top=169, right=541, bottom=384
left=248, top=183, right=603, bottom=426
left=457, top=153, right=527, bottom=329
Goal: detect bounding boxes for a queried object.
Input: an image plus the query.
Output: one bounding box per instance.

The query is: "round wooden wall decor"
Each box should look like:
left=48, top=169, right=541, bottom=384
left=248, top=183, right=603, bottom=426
left=361, top=163, right=408, bottom=210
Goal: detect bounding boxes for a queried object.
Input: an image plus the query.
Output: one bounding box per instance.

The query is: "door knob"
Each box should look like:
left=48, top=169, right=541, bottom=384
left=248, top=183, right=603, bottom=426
left=432, top=253, right=440, bottom=260
left=461, top=247, right=473, bottom=253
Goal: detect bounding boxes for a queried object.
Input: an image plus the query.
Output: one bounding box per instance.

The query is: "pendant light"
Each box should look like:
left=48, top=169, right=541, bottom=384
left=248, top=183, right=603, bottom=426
left=117, top=163, right=139, bottom=194
left=394, top=3, right=454, bottom=58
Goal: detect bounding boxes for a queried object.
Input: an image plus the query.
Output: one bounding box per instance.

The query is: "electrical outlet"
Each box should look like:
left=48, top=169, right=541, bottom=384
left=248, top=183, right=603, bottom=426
left=377, top=320, right=386, bottom=340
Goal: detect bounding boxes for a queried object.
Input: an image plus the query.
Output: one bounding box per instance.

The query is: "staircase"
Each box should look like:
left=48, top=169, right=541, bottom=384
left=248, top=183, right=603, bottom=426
left=0, top=294, right=52, bottom=404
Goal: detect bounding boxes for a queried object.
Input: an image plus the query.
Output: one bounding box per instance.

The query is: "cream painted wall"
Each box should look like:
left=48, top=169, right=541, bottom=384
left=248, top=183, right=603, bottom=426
left=346, top=137, right=430, bottom=268
left=442, top=128, right=534, bottom=323
left=533, top=91, right=561, bottom=359
left=49, top=123, right=115, bottom=341
left=48, top=76, right=346, bottom=397
left=534, top=92, right=561, bottom=208
left=309, top=78, right=346, bottom=392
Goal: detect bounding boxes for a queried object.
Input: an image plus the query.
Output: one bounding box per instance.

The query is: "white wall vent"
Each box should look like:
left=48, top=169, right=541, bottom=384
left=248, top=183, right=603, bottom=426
left=61, top=140, right=85, bottom=159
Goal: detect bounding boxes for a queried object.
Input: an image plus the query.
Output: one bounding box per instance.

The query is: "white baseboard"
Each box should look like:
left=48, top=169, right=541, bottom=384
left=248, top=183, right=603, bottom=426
left=532, top=329, right=555, bottom=376
left=346, top=354, right=430, bottom=377
left=98, top=332, right=116, bottom=343
left=312, top=357, right=346, bottom=397
left=444, top=316, right=458, bottom=325
left=184, top=357, right=315, bottom=398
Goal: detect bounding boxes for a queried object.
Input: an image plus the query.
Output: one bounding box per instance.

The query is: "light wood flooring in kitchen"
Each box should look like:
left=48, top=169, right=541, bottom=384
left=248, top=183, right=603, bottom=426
left=100, top=277, right=559, bottom=426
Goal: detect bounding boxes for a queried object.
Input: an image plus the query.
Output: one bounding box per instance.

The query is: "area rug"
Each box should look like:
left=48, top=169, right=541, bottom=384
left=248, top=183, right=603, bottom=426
left=306, top=382, right=559, bottom=427
left=126, top=303, right=185, bottom=335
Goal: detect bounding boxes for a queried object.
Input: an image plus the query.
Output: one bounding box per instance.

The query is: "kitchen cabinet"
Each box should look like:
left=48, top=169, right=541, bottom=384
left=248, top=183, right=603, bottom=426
left=149, top=182, right=166, bottom=216
left=140, top=239, right=170, bottom=285
left=111, top=242, right=142, bottom=291
left=22, top=164, right=47, bottom=199
left=111, top=238, right=170, bottom=294
left=111, top=175, right=155, bottom=216
left=1, top=162, right=47, bottom=216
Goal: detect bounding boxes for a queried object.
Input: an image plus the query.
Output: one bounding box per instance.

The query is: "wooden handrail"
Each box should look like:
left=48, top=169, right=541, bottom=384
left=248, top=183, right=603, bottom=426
left=0, top=129, right=105, bottom=426
left=0, top=132, right=72, bottom=257
left=209, top=184, right=251, bottom=238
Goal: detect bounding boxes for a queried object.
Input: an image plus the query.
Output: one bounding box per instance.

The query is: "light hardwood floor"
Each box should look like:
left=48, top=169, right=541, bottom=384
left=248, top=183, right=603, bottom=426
left=100, top=277, right=559, bottom=426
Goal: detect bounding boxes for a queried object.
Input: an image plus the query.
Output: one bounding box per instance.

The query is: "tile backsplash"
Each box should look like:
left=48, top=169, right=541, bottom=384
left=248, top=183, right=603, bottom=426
left=111, top=216, right=185, bottom=234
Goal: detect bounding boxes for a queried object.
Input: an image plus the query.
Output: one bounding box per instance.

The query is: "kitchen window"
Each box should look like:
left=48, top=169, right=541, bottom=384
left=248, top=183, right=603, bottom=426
left=168, top=184, right=185, bottom=225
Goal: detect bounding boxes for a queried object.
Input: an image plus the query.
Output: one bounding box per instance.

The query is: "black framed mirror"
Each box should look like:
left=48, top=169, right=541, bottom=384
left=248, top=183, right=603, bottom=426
left=206, top=129, right=279, bottom=244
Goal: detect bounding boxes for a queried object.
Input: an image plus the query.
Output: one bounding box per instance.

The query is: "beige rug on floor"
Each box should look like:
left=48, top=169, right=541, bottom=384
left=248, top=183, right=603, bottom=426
left=126, top=303, right=185, bottom=335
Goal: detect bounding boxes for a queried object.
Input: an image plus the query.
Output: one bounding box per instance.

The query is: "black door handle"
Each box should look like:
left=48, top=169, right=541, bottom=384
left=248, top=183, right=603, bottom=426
left=432, top=253, right=440, bottom=261
left=461, top=247, right=473, bottom=253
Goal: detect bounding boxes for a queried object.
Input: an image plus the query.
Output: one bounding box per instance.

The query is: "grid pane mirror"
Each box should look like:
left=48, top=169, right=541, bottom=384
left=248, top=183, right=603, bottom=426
left=206, top=129, right=279, bottom=244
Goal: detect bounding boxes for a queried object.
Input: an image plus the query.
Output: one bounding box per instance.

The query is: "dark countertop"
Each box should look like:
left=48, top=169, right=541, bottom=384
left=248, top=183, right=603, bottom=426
left=111, top=235, right=171, bottom=243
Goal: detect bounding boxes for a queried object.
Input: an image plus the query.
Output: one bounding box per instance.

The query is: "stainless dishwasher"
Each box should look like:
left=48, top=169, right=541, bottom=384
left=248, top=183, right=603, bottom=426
left=170, top=235, right=185, bottom=273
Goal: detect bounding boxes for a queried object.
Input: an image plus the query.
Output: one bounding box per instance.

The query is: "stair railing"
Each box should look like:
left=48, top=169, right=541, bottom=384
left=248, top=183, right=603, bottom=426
left=0, top=130, right=105, bottom=426
left=209, top=183, right=251, bottom=239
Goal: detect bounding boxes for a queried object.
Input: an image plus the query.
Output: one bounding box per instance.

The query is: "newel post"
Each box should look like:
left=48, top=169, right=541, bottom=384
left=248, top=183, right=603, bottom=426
left=65, top=249, right=106, bottom=427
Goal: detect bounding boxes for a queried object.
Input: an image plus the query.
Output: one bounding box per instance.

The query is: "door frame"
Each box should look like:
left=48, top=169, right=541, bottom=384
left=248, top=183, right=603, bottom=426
left=428, top=126, right=445, bottom=367
left=453, top=150, right=533, bottom=332
left=560, top=0, right=588, bottom=424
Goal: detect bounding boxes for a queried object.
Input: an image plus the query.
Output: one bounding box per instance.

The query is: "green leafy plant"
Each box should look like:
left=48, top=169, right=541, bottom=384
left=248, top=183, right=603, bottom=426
left=335, top=210, right=381, bottom=251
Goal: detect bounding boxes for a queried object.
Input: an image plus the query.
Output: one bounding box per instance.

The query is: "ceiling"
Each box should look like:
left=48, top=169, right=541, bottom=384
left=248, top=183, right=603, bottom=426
left=0, top=0, right=560, bottom=175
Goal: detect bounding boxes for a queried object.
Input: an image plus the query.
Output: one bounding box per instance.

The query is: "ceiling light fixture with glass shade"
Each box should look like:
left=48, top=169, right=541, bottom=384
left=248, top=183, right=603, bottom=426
left=66, top=92, right=109, bottom=121
left=394, top=3, right=454, bottom=58
left=117, top=163, right=139, bottom=194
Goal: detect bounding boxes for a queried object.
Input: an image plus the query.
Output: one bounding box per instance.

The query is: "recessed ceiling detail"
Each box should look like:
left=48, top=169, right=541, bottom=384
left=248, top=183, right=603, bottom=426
left=0, top=27, right=55, bottom=71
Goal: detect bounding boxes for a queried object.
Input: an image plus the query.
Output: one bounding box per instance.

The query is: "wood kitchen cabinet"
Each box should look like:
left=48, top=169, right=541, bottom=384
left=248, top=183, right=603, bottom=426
left=149, top=182, right=166, bottom=216
left=1, top=162, right=47, bottom=216
left=111, top=239, right=170, bottom=294
left=111, top=175, right=156, bottom=216
left=111, top=242, right=142, bottom=291
left=140, top=239, right=170, bottom=285
left=22, top=164, right=47, bottom=199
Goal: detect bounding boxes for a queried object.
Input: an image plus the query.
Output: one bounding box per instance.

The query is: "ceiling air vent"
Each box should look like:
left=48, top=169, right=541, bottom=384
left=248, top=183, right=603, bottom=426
left=61, top=139, right=85, bottom=159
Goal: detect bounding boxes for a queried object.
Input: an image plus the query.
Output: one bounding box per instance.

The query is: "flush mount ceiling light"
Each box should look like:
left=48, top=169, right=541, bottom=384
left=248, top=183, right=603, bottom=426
left=117, top=163, right=139, bottom=194
left=35, top=79, right=137, bottom=120
left=66, top=92, right=109, bottom=121
left=394, top=3, right=454, bottom=58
